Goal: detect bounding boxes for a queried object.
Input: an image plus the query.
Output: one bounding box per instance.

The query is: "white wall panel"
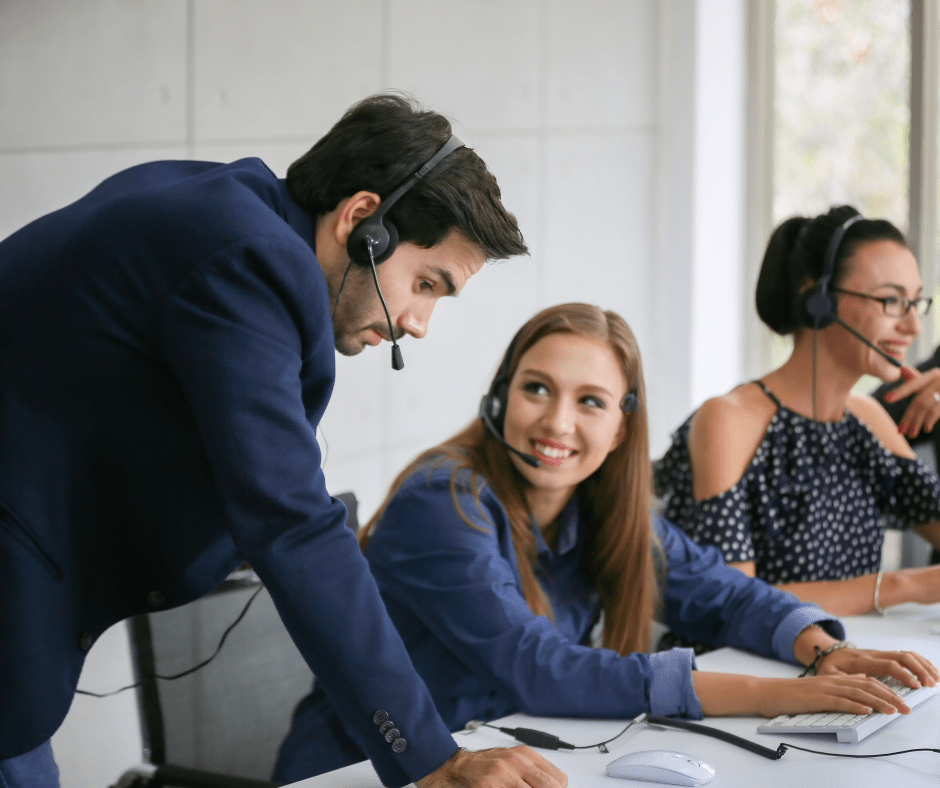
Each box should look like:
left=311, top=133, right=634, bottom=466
left=321, top=453, right=385, bottom=526
left=0, top=1, right=187, bottom=149
left=193, top=0, right=384, bottom=141
left=0, top=147, right=185, bottom=241
left=545, top=0, right=657, bottom=128
left=387, top=0, right=540, bottom=131
left=541, top=133, right=656, bottom=347
left=191, top=141, right=311, bottom=177
left=319, top=349, right=386, bottom=461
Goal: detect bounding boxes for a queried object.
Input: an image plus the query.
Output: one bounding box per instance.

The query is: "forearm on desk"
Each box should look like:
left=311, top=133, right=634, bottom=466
left=775, top=567, right=940, bottom=615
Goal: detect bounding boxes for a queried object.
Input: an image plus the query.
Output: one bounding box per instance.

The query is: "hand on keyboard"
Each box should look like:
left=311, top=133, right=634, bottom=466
left=758, top=676, right=939, bottom=744
left=755, top=674, right=914, bottom=719
left=814, top=646, right=939, bottom=692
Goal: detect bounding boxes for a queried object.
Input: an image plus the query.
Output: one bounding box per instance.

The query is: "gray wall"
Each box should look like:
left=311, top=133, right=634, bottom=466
left=0, top=1, right=748, bottom=784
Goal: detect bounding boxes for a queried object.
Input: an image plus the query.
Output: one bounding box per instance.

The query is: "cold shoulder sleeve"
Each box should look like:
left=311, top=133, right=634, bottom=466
left=654, top=414, right=758, bottom=564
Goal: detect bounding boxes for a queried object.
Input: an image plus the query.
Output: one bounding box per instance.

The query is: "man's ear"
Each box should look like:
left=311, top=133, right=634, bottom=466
left=334, top=191, right=382, bottom=247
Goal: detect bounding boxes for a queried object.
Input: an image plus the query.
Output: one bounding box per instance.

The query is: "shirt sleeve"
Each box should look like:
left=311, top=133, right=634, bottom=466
left=365, top=469, right=704, bottom=720
left=658, top=517, right=844, bottom=662
left=159, top=240, right=456, bottom=788
left=683, top=487, right=756, bottom=564
left=877, top=455, right=940, bottom=530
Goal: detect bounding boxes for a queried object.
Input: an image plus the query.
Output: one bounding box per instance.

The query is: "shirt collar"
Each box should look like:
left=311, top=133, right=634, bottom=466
left=531, top=495, right=580, bottom=558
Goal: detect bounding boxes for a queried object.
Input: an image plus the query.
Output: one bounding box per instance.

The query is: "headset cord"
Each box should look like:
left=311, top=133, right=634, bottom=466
left=331, top=260, right=355, bottom=320
left=76, top=585, right=265, bottom=698
left=812, top=327, right=818, bottom=422
left=478, top=717, right=642, bottom=754
left=367, top=243, right=403, bottom=370
left=479, top=714, right=940, bottom=761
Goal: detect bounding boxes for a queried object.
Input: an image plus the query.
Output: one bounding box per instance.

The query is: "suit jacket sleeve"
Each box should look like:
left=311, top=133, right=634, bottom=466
left=159, top=236, right=456, bottom=787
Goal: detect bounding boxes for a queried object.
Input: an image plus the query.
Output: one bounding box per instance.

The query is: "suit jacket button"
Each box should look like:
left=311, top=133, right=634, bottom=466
left=379, top=721, right=395, bottom=735
left=373, top=710, right=390, bottom=725
left=147, top=591, right=166, bottom=608
left=79, top=632, right=94, bottom=651
left=384, top=728, right=400, bottom=743
left=391, top=737, right=408, bottom=753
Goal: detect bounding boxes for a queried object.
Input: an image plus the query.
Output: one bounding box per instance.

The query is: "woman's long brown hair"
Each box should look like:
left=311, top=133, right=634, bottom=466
left=359, top=303, right=659, bottom=656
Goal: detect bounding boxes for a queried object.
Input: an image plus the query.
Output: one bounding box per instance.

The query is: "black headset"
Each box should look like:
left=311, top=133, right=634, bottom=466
left=796, top=212, right=865, bottom=329
left=345, top=135, right=465, bottom=266
left=479, top=327, right=640, bottom=447
left=340, top=134, right=464, bottom=370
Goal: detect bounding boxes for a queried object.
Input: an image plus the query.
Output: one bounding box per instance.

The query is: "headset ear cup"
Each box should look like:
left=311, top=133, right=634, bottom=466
left=371, top=219, right=398, bottom=265
left=346, top=215, right=398, bottom=267
left=620, top=391, right=639, bottom=413
left=798, top=288, right=837, bottom=329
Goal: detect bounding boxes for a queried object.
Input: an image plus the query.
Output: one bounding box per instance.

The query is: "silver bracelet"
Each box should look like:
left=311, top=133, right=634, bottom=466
left=873, top=570, right=886, bottom=616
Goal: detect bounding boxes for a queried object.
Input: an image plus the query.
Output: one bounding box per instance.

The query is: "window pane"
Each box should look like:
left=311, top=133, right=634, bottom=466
left=771, top=0, right=911, bottom=368
left=775, top=0, right=911, bottom=229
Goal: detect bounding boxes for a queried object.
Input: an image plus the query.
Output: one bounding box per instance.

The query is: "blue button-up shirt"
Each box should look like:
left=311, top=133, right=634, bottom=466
left=275, top=461, right=841, bottom=781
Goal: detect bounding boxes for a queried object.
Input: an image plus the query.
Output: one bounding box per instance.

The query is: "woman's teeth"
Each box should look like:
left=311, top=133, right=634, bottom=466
left=534, top=441, right=573, bottom=459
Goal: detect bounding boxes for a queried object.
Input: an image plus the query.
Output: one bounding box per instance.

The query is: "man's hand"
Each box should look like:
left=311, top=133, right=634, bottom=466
left=415, top=746, right=568, bottom=788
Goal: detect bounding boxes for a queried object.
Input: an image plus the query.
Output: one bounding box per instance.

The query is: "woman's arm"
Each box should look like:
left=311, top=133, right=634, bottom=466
left=366, top=473, right=702, bottom=721
left=694, top=672, right=909, bottom=717
left=693, top=624, right=938, bottom=717
left=730, top=559, right=940, bottom=615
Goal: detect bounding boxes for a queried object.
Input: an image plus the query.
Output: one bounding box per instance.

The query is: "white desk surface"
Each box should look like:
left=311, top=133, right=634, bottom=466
left=288, top=604, right=940, bottom=788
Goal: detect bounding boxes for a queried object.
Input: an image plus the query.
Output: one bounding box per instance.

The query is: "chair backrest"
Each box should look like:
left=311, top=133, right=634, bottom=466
left=127, top=492, right=360, bottom=784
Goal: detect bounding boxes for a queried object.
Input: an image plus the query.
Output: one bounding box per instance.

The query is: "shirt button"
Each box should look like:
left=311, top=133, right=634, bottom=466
left=373, top=710, right=390, bottom=725
left=78, top=632, right=94, bottom=651
left=384, top=728, right=400, bottom=743
left=147, top=591, right=166, bottom=608
left=391, top=737, right=408, bottom=753
left=379, top=721, right=395, bottom=736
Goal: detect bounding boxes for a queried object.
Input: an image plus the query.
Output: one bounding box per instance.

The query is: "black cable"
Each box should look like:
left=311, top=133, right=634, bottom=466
left=481, top=714, right=940, bottom=762
left=645, top=715, right=785, bottom=760
left=481, top=719, right=638, bottom=754
left=331, top=260, right=355, bottom=320
left=812, top=327, right=818, bottom=422
left=780, top=742, right=940, bottom=759
left=367, top=243, right=404, bottom=370
left=76, top=585, right=265, bottom=698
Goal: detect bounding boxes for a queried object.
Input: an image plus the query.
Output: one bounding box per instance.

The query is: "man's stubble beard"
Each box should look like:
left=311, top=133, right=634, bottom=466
left=329, top=264, right=380, bottom=357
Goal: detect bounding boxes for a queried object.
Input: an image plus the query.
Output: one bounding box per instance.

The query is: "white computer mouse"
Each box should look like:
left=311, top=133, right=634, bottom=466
left=606, top=749, right=715, bottom=786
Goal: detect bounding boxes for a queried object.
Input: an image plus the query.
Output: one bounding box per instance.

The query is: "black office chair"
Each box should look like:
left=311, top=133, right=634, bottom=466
left=112, top=492, right=359, bottom=788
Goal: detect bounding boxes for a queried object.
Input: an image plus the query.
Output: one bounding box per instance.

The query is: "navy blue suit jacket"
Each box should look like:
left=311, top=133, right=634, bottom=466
left=0, top=159, right=456, bottom=785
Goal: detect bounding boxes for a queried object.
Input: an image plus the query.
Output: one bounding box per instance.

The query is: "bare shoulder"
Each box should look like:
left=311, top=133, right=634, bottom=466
left=687, top=384, right=777, bottom=500
left=847, top=393, right=916, bottom=458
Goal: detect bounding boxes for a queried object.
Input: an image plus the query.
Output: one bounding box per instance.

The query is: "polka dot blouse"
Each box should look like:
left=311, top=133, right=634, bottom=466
left=653, top=382, right=940, bottom=584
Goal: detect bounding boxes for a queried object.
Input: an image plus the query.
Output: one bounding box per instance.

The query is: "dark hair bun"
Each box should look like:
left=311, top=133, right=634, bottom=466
left=755, top=216, right=807, bottom=335
left=754, top=205, right=906, bottom=336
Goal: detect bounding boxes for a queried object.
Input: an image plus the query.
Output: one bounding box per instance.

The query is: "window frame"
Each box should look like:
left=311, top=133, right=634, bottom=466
left=746, top=0, right=940, bottom=378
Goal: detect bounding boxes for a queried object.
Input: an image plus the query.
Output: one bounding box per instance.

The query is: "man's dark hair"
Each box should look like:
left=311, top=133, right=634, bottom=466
left=286, top=92, right=527, bottom=260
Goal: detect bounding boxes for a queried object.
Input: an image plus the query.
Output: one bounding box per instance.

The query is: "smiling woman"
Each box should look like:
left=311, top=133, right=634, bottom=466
left=655, top=205, right=940, bottom=621
left=272, top=302, right=940, bottom=784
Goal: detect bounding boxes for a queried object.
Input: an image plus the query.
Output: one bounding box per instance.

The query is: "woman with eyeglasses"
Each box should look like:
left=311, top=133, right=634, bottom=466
left=273, top=302, right=937, bottom=783
left=655, top=205, right=940, bottom=618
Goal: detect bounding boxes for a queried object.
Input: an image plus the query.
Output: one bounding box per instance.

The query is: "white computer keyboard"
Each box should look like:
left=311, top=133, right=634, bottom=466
left=757, top=676, right=939, bottom=744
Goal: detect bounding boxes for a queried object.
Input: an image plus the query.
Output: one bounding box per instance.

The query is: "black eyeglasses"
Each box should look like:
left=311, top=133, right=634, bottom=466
left=832, top=287, right=933, bottom=318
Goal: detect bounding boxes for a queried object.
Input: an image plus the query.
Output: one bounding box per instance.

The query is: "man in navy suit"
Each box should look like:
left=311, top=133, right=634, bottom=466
left=0, top=93, right=566, bottom=788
